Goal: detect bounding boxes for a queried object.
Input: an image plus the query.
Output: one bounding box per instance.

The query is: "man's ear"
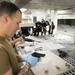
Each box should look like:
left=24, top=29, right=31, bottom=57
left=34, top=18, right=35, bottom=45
left=2, top=14, right=9, bottom=23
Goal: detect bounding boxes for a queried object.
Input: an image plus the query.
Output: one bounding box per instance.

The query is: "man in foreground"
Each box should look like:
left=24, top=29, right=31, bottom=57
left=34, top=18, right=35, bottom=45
left=0, top=1, right=40, bottom=75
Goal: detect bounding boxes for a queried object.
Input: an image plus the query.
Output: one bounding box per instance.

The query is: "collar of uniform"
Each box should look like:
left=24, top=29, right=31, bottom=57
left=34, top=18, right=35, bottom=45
left=0, top=36, right=6, bottom=41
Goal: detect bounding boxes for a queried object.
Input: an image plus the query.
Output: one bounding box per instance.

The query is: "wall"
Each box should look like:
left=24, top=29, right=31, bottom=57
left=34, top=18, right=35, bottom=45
left=30, top=9, right=46, bottom=21
left=57, top=10, right=75, bottom=19
left=57, top=10, right=75, bottom=25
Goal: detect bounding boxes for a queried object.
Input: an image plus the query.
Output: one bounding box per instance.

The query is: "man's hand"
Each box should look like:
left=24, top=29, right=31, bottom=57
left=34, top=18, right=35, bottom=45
left=22, top=52, right=32, bottom=62
left=22, top=52, right=41, bottom=67
left=27, top=54, right=40, bottom=67
left=17, top=37, right=24, bottom=41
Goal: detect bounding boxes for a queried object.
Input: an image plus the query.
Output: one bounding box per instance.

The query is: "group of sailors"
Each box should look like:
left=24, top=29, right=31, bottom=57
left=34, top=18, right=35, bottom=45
left=33, top=19, right=55, bottom=36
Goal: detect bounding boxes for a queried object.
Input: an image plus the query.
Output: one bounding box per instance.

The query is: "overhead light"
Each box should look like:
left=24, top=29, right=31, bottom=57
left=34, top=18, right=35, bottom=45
left=20, top=8, right=27, bottom=13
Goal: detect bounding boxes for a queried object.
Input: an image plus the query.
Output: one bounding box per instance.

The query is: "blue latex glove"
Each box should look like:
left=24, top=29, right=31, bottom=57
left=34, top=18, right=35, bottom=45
left=27, top=55, right=40, bottom=67
left=22, top=52, right=32, bottom=62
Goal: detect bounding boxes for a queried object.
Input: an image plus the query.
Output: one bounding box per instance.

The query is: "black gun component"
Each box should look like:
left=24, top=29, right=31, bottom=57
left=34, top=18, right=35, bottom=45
left=25, top=38, right=34, bottom=42
left=22, top=35, right=41, bottom=42
left=32, top=52, right=45, bottom=58
left=25, top=38, right=41, bottom=43
left=57, top=49, right=68, bottom=58
left=22, top=35, right=34, bottom=42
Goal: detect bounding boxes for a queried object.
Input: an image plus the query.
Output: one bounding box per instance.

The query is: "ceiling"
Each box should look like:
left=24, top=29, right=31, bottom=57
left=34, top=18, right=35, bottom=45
left=1, top=0, right=75, bottom=10
left=24, top=0, right=75, bottom=10
left=0, top=0, right=29, bottom=8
